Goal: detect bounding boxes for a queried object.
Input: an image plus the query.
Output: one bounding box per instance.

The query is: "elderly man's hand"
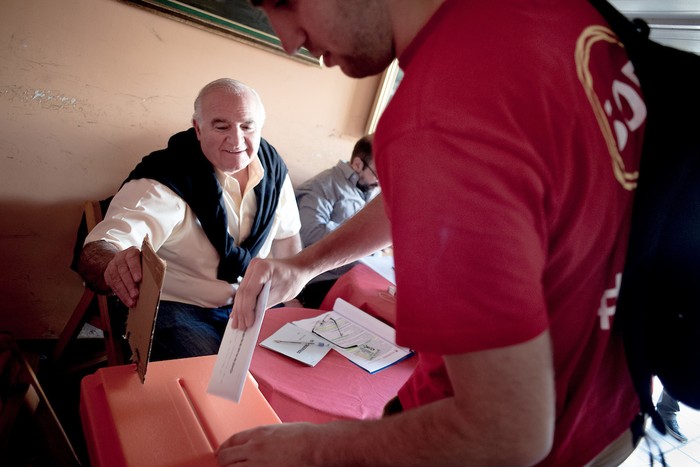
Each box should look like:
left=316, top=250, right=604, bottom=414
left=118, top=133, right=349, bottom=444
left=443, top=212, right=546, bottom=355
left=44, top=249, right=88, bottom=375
left=103, top=246, right=142, bottom=307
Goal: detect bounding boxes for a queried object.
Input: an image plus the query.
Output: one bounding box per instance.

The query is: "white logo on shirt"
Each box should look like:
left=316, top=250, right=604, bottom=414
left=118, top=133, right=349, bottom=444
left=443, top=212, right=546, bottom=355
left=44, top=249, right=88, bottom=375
left=598, top=272, right=622, bottom=330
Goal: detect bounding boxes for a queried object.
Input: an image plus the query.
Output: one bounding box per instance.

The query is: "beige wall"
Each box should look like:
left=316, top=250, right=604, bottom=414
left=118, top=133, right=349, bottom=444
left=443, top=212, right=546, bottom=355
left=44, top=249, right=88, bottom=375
left=0, top=0, right=380, bottom=339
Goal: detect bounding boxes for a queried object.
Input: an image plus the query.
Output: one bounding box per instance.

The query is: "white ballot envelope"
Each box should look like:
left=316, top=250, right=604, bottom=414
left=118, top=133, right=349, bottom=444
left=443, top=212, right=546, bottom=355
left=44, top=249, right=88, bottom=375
left=207, top=282, right=271, bottom=402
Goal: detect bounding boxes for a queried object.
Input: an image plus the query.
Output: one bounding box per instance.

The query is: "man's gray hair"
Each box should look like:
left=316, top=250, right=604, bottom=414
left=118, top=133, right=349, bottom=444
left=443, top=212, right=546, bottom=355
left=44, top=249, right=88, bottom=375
left=192, top=78, right=266, bottom=125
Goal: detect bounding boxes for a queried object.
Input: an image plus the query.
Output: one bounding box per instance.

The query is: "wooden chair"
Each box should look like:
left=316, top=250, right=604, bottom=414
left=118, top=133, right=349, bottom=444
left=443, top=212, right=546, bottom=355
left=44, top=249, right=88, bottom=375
left=0, top=333, right=81, bottom=466
left=52, top=200, right=125, bottom=370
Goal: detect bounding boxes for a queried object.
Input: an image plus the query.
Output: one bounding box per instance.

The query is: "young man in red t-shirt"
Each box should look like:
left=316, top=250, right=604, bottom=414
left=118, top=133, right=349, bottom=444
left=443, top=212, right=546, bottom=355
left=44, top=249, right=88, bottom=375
left=222, top=1, right=646, bottom=465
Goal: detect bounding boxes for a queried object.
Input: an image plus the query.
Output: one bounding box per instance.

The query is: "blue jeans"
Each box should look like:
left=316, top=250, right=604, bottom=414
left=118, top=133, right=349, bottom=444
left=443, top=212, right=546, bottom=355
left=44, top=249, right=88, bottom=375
left=149, top=301, right=231, bottom=361
left=657, top=389, right=681, bottom=419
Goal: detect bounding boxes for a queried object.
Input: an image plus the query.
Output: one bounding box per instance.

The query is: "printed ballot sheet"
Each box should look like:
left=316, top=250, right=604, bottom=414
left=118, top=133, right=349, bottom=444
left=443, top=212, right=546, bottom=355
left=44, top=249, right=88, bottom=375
left=260, top=322, right=332, bottom=367
left=207, top=282, right=270, bottom=402
left=291, top=298, right=413, bottom=374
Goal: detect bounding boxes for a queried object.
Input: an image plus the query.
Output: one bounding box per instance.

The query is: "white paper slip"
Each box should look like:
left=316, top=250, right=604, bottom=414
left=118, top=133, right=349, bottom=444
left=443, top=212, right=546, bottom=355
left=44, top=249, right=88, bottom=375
left=260, top=322, right=332, bottom=367
left=292, top=298, right=413, bottom=374
left=207, top=282, right=270, bottom=403
left=360, top=255, right=396, bottom=285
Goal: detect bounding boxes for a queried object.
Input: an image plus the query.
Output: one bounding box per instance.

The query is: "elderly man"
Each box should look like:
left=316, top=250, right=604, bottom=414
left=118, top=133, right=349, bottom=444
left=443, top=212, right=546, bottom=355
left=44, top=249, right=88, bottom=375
left=220, top=1, right=647, bottom=466
left=295, top=134, right=379, bottom=307
left=78, top=78, right=301, bottom=361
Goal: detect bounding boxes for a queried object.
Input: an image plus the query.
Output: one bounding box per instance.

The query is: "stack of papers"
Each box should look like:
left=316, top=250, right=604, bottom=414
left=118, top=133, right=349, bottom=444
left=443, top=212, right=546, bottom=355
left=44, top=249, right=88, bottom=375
left=261, top=298, right=412, bottom=374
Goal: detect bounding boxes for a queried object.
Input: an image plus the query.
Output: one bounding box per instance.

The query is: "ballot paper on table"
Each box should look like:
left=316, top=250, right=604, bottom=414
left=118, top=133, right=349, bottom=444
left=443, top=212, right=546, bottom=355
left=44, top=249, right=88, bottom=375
left=260, top=322, right=332, bottom=367
left=291, top=298, right=412, bottom=374
left=207, top=282, right=270, bottom=403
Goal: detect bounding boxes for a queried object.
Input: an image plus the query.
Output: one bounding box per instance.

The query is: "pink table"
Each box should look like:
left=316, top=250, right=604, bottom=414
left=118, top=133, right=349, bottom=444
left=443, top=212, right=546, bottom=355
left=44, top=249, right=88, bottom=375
left=250, top=307, right=415, bottom=424
left=320, top=263, right=397, bottom=325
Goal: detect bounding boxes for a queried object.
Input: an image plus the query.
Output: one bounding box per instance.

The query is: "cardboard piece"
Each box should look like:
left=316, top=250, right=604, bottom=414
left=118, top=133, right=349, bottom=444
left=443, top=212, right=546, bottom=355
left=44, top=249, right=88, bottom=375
left=125, top=235, right=165, bottom=383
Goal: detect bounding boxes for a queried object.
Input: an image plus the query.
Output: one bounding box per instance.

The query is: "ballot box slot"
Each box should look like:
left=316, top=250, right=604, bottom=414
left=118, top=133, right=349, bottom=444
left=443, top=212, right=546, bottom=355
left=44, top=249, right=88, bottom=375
left=176, top=377, right=218, bottom=451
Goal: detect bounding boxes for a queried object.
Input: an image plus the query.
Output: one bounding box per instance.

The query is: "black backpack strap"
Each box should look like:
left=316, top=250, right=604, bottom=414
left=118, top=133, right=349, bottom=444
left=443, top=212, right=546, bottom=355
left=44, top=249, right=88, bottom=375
left=588, top=0, right=651, bottom=45
left=587, top=1, right=663, bottom=442
left=589, top=0, right=700, bottom=446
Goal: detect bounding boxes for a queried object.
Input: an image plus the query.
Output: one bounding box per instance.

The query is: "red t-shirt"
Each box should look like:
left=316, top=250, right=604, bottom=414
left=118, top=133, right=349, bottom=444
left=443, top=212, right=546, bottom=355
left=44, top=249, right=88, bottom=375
left=375, top=0, right=644, bottom=465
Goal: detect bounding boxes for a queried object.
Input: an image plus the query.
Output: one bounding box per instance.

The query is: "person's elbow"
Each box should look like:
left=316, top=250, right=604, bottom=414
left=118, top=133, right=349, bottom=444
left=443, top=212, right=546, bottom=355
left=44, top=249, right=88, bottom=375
left=445, top=332, right=555, bottom=465
left=451, top=408, right=554, bottom=466
left=506, top=424, right=553, bottom=466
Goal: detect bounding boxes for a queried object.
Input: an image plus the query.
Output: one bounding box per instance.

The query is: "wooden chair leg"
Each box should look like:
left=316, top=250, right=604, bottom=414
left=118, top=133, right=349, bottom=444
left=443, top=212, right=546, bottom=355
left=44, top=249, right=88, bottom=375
left=51, top=289, right=96, bottom=363
left=1, top=334, right=81, bottom=466
left=97, top=295, right=124, bottom=366
left=53, top=289, right=125, bottom=369
left=56, top=199, right=125, bottom=370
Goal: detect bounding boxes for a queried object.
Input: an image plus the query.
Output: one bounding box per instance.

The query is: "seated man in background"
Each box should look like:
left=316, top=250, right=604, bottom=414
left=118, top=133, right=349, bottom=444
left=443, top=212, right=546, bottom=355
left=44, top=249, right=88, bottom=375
left=295, top=134, right=379, bottom=308
left=78, top=78, right=301, bottom=361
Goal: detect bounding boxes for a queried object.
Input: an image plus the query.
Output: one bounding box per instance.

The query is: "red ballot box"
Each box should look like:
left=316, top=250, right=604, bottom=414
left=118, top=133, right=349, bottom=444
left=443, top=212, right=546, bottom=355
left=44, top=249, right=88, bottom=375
left=80, top=355, right=280, bottom=467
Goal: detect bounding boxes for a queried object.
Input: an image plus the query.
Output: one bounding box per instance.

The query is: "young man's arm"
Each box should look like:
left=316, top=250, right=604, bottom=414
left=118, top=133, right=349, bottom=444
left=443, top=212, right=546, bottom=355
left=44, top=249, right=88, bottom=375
left=231, top=194, right=392, bottom=328
left=217, top=330, right=555, bottom=466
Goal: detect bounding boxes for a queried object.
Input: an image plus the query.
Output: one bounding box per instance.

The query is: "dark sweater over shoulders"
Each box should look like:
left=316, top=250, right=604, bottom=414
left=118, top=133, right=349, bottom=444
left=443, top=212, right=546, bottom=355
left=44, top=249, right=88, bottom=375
left=124, top=128, right=287, bottom=283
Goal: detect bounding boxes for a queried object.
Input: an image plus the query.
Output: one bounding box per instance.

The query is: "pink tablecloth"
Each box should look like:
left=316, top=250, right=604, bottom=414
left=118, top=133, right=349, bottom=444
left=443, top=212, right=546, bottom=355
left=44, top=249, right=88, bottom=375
left=250, top=307, right=415, bottom=424
left=319, top=263, right=397, bottom=325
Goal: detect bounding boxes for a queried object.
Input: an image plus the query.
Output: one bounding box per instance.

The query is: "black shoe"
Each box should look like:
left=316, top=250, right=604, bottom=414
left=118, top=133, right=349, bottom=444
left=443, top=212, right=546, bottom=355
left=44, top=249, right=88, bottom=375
left=661, top=416, right=688, bottom=443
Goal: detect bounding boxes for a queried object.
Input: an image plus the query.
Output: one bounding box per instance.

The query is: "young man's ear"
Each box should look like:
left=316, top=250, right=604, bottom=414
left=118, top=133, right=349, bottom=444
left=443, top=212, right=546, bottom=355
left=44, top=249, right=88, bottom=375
left=350, top=157, right=364, bottom=173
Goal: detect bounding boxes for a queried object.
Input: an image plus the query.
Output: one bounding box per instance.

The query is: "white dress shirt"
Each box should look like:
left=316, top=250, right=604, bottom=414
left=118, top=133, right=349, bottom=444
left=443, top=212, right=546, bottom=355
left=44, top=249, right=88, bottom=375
left=85, top=156, right=300, bottom=307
